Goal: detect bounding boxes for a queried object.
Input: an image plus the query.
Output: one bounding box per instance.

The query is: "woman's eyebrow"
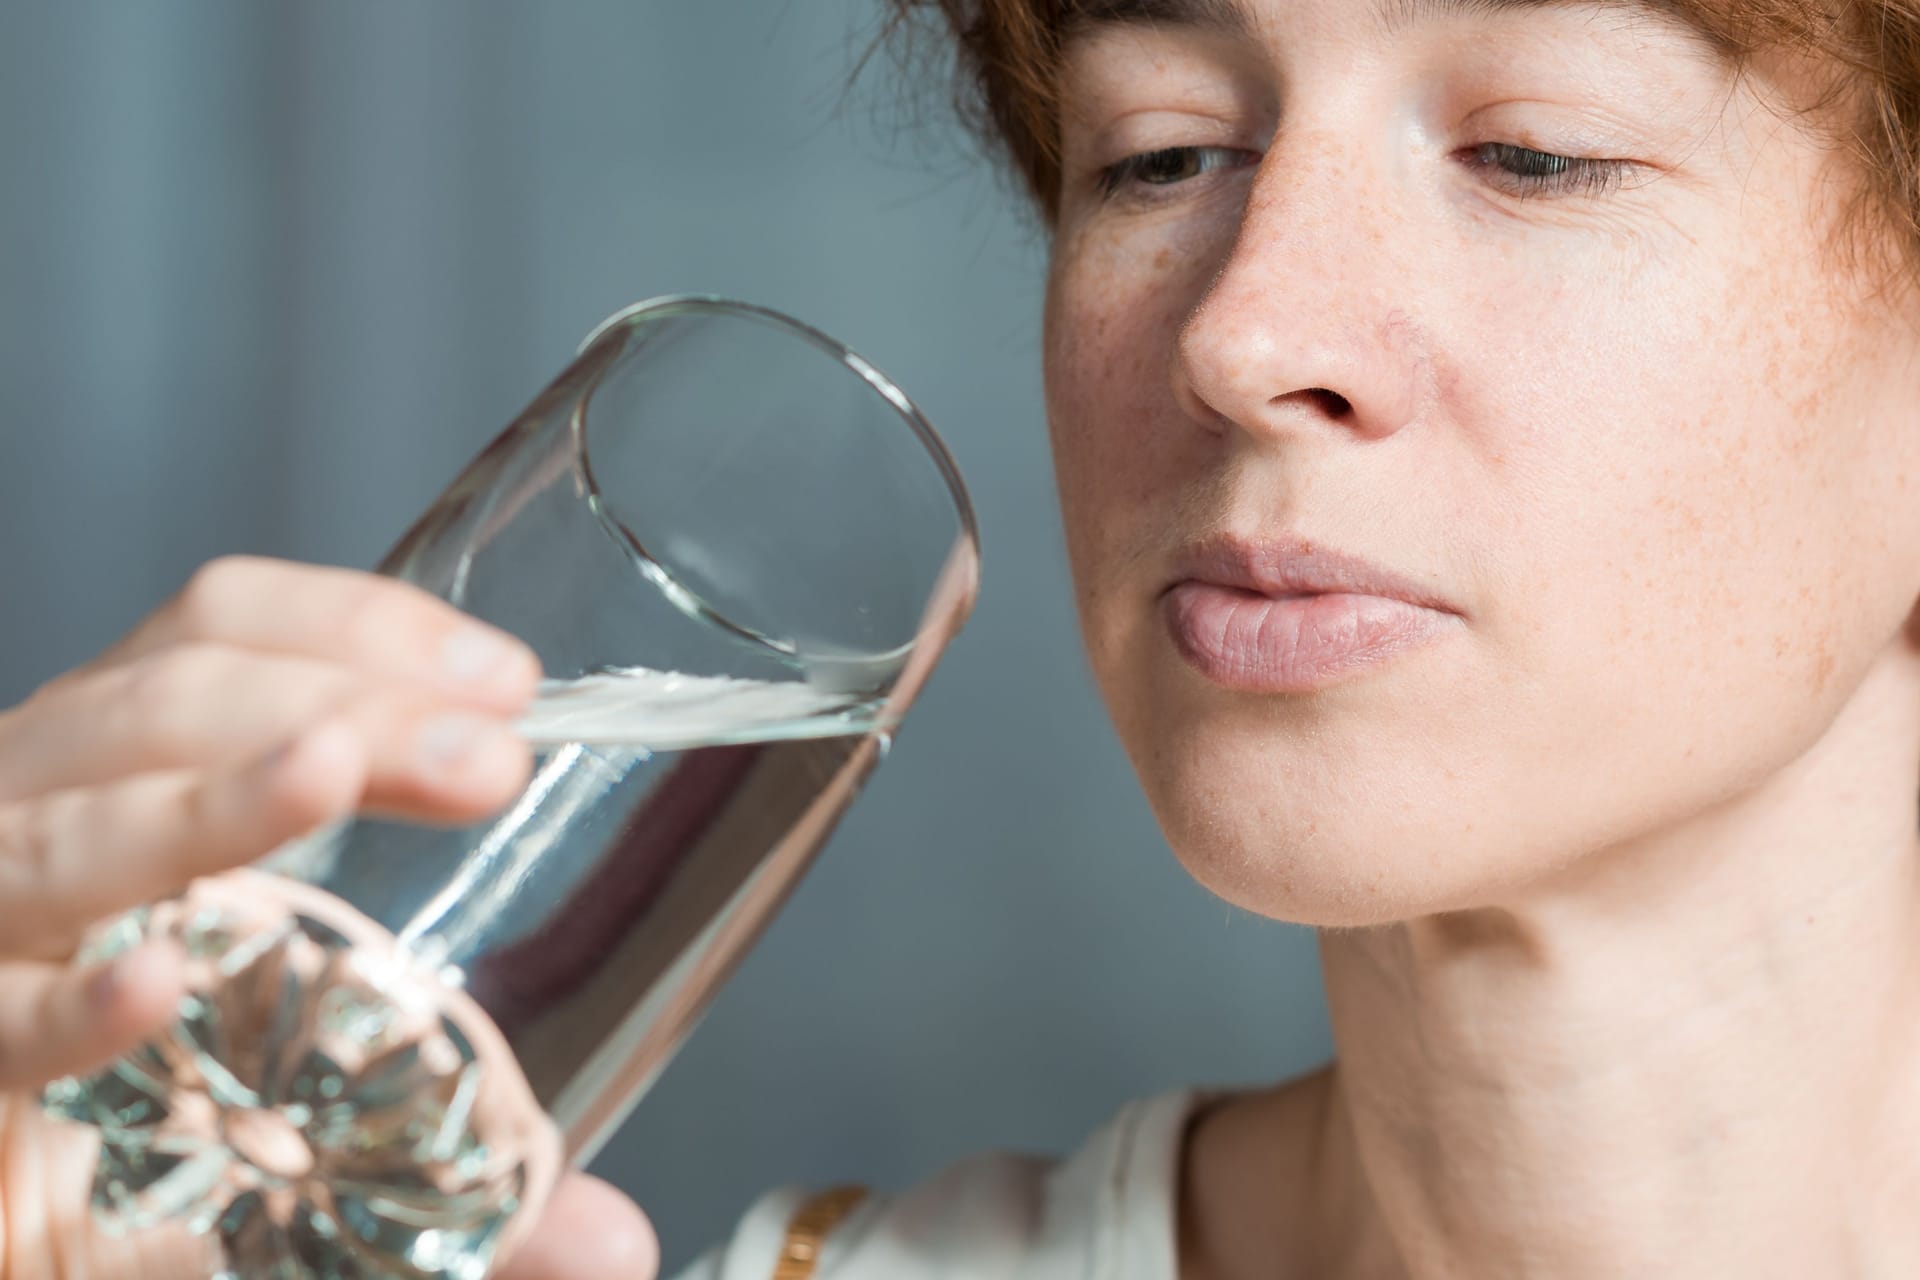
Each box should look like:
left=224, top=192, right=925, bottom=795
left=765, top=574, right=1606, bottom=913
left=1067, top=0, right=1686, bottom=38
left=1066, top=0, right=1254, bottom=36
left=1378, top=0, right=1688, bottom=30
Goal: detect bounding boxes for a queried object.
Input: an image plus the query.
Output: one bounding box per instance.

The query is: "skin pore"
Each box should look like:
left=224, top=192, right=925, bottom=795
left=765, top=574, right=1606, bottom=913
left=1041, top=1, right=1920, bottom=1276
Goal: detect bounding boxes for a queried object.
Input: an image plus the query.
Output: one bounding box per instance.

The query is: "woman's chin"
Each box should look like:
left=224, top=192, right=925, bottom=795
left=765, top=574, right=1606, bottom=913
left=1144, top=780, right=1540, bottom=929
left=1103, top=648, right=1594, bottom=927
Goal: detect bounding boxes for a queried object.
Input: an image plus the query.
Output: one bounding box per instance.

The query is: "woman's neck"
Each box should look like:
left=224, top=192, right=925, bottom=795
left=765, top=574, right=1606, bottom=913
left=1190, top=653, right=1920, bottom=1280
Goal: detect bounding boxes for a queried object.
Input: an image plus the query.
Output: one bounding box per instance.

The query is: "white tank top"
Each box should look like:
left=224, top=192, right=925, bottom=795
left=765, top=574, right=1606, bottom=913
left=669, top=1088, right=1207, bottom=1280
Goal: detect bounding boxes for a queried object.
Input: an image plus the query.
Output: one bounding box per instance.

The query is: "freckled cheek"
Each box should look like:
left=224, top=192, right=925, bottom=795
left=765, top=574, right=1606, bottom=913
left=1429, top=262, right=1721, bottom=628
left=1043, top=255, right=1200, bottom=679
left=1714, top=303, right=1920, bottom=691
left=1470, top=248, right=1881, bottom=710
left=1045, top=271, right=1189, bottom=524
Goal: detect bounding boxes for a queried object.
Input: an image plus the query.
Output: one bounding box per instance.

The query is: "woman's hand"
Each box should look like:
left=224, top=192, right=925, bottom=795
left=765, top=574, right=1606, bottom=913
left=0, top=556, right=659, bottom=1279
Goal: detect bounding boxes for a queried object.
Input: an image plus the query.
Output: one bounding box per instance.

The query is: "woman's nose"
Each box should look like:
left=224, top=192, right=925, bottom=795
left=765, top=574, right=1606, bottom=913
left=1172, top=139, right=1430, bottom=447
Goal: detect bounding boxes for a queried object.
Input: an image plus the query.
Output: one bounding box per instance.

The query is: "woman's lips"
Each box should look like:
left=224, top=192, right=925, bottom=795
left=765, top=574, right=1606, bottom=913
left=1163, top=580, right=1456, bottom=693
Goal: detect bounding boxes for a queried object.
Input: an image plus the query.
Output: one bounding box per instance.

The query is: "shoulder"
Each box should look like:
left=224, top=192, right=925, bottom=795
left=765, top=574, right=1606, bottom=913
left=666, top=1148, right=1053, bottom=1280
left=667, top=1088, right=1208, bottom=1280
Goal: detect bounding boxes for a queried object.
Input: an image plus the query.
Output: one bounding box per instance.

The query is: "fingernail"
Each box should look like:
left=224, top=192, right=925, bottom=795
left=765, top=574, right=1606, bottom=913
left=441, top=625, right=531, bottom=687
left=417, top=712, right=516, bottom=777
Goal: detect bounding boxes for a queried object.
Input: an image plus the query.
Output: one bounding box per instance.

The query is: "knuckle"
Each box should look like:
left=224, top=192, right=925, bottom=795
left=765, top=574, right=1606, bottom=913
left=121, top=645, right=225, bottom=725
left=257, top=762, right=337, bottom=837
left=313, top=689, right=405, bottom=771
left=229, top=738, right=347, bottom=845
left=0, top=792, right=74, bottom=913
left=180, top=763, right=229, bottom=841
left=327, top=686, right=382, bottom=729
left=176, top=555, right=268, bottom=636
left=335, top=579, right=431, bottom=662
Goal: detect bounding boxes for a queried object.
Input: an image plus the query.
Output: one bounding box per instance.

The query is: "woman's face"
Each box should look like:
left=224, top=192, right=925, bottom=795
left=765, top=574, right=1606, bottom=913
left=1043, top=0, right=1920, bottom=925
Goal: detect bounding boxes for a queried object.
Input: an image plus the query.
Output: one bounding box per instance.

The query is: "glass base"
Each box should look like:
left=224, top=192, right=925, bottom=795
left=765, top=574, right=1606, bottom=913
left=41, top=869, right=561, bottom=1280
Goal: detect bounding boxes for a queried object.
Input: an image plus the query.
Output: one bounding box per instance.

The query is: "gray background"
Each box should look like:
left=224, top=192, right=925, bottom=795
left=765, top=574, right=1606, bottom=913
left=0, top=2, right=1330, bottom=1270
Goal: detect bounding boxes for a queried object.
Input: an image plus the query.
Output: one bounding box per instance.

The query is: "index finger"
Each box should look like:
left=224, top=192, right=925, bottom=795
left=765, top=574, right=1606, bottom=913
left=87, top=557, right=541, bottom=708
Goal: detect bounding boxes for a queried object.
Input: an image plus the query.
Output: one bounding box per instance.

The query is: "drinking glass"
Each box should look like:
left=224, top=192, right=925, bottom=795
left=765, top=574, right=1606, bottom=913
left=40, top=296, right=980, bottom=1279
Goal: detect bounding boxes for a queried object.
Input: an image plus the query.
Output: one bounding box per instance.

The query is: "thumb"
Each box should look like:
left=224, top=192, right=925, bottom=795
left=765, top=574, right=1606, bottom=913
left=498, top=1173, right=660, bottom=1280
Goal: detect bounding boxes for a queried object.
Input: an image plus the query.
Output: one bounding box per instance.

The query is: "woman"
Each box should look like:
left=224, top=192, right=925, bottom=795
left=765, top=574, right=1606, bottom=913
left=5, top=0, right=1920, bottom=1275
left=673, top=0, right=1920, bottom=1273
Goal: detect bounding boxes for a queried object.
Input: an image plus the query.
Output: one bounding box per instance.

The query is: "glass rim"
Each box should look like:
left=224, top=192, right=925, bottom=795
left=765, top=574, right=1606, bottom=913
left=577, top=294, right=982, bottom=562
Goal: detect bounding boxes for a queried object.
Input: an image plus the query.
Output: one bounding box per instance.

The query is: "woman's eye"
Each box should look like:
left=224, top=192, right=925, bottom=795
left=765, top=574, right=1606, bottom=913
left=1469, top=142, right=1631, bottom=198
left=1096, top=146, right=1254, bottom=199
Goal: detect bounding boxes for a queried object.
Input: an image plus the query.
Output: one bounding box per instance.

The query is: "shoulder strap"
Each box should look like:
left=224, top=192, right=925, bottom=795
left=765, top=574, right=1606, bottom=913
left=770, top=1185, right=870, bottom=1280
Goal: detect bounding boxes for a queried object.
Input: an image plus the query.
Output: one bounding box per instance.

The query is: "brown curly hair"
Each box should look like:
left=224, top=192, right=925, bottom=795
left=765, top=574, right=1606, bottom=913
left=884, top=0, right=1920, bottom=267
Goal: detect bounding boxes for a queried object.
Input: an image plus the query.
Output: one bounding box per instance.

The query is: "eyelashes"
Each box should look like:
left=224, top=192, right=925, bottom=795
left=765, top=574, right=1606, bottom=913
left=1095, top=146, right=1257, bottom=199
left=1092, top=142, right=1634, bottom=202
left=1466, top=143, right=1632, bottom=198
